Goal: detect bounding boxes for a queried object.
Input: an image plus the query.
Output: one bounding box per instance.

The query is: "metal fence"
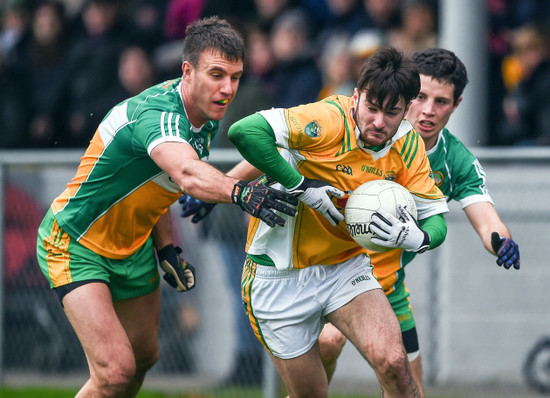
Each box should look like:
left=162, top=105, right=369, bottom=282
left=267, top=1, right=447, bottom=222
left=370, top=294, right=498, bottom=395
left=1, top=147, right=549, bottom=396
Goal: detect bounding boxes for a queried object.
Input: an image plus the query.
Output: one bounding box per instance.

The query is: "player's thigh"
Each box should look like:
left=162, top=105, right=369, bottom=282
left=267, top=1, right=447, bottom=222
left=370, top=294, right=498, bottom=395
left=114, top=286, right=161, bottom=364
left=327, top=288, right=403, bottom=359
left=63, top=282, right=135, bottom=369
left=318, top=322, right=347, bottom=358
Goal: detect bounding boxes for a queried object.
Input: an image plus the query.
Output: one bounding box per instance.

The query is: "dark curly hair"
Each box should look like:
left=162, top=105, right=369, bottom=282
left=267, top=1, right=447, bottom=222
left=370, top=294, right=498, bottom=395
left=357, top=47, right=420, bottom=111
left=412, top=48, right=468, bottom=104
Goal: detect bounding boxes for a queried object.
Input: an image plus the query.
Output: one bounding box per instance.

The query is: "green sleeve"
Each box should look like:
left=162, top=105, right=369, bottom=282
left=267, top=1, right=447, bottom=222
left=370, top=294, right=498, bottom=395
left=419, top=213, right=447, bottom=249
left=228, top=113, right=303, bottom=188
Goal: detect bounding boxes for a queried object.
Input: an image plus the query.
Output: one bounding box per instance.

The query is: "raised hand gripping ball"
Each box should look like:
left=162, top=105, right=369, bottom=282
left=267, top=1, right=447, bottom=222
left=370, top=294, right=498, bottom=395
left=345, top=180, right=417, bottom=252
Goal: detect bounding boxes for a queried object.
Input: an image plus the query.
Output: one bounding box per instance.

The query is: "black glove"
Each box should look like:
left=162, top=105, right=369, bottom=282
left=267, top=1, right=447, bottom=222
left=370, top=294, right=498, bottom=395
left=179, top=194, right=216, bottom=223
left=157, top=244, right=196, bottom=291
left=491, top=232, right=520, bottom=270
left=287, top=176, right=345, bottom=226
left=369, top=205, right=430, bottom=253
left=231, top=175, right=298, bottom=227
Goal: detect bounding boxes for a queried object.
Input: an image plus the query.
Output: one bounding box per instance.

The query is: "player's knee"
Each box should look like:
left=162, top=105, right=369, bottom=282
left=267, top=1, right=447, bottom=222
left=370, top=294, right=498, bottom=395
left=95, top=355, right=137, bottom=396
left=135, top=344, right=160, bottom=377
left=368, top=344, right=409, bottom=381
left=319, top=328, right=347, bottom=362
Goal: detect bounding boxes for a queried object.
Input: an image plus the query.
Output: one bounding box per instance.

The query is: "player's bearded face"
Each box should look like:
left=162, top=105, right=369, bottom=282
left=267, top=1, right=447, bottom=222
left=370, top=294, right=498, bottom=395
left=182, top=50, right=243, bottom=126
left=352, top=89, right=408, bottom=147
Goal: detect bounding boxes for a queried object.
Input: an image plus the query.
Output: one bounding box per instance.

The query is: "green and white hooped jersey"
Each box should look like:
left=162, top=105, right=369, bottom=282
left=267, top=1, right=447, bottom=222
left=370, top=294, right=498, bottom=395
left=427, top=128, right=493, bottom=208
left=50, top=78, right=218, bottom=259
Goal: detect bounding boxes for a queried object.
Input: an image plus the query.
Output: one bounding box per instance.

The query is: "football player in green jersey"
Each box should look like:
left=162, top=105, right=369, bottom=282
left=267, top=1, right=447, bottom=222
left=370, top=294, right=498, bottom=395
left=36, top=17, right=297, bottom=398
left=317, top=48, right=520, bottom=397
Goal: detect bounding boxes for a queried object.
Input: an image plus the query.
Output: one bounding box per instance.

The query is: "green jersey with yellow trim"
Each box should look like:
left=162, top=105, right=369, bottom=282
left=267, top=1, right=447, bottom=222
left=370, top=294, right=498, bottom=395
left=50, top=78, right=217, bottom=259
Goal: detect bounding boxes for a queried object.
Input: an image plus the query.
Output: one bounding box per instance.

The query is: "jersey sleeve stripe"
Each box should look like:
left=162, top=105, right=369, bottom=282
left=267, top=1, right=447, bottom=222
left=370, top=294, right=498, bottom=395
left=401, top=131, right=420, bottom=169
left=326, top=99, right=352, bottom=156
left=175, top=114, right=181, bottom=136
left=167, top=112, right=174, bottom=136
left=160, top=112, right=167, bottom=136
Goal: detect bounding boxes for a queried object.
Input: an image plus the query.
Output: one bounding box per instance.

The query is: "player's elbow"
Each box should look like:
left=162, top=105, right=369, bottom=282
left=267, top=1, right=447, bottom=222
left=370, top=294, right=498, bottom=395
left=228, top=118, right=246, bottom=147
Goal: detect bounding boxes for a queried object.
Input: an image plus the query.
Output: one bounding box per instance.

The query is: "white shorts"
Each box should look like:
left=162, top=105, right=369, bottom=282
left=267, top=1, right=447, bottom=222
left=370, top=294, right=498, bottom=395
left=242, top=254, right=381, bottom=359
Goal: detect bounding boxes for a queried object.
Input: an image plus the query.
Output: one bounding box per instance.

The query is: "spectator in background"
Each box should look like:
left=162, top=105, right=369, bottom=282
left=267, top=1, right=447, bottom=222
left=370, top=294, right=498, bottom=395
left=61, top=0, right=130, bottom=147
left=387, top=0, right=437, bottom=55
left=201, top=0, right=256, bottom=28
left=317, top=33, right=355, bottom=99
left=125, top=0, right=167, bottom=53
left=316, top=0, right=368, bottom=43
left=361, top=0, right=401, bottom=32
left=243, top=24, right=277, bottom=97
left=0, top=0, right=33, bottom=148
left=501, top=21, right=550, bottom=145
left=0, top=0, right=33, bottom=65
left=252, top=0, right=294, bottom=32
left=118, top=45, right=156, bottom=97
left=269, top=8, right=323, bottom=107
left=164, top=0, right=204, bottom=40
left=347, top=28, right=383, bottom=80
left=26, top=0, right=71, bottom=148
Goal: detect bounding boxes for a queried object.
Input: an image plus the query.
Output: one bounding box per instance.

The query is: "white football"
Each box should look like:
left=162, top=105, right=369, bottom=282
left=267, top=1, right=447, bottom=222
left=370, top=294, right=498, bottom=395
left=345, top=180, right=417, bottom=252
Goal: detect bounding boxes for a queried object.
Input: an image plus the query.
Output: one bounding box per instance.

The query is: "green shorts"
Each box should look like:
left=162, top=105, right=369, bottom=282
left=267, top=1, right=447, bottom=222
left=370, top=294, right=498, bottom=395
left=387, top=280, right=416, bottom=333
left=36, top=209, right=160, bottom=301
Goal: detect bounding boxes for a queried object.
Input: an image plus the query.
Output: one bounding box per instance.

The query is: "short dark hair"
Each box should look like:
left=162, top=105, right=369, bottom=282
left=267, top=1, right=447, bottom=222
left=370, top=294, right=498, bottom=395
left=412, top=48, right=468, bottom=103
left=357, top=47, right=420, bottom=111
left=182, top=16, right=245, bottom=66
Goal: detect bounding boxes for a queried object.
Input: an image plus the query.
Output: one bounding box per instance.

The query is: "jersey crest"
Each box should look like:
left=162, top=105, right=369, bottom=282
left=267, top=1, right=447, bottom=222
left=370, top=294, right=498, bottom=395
left=304, top=121, right=321, bottom=137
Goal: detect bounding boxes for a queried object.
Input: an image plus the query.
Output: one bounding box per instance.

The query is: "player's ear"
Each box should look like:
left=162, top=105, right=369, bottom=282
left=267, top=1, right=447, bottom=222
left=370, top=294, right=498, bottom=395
left=404, top=101, right=411, bottom=116
left=181, top=61, right=193, bottom=81
left=452, top=96, right=463, bottom=112
left=352, top=88, right=359, bottom=105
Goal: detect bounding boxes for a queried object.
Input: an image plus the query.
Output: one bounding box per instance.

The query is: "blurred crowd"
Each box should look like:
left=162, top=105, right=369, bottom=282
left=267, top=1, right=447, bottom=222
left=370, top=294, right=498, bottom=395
left=1, top=0, right=550, bottom=148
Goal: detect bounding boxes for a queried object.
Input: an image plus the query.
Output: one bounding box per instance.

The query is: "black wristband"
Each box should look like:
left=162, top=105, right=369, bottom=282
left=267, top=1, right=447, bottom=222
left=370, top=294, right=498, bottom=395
left=231, top=180, right=246, bottom=205
left=157, top=243, right=176, bottom=262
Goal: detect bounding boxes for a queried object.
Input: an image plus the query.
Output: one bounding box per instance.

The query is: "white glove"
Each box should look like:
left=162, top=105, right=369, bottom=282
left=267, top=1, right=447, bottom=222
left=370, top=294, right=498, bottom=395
left=369, top=204, right=430, bottom=253
left=288, top=176, right=345, bottom=226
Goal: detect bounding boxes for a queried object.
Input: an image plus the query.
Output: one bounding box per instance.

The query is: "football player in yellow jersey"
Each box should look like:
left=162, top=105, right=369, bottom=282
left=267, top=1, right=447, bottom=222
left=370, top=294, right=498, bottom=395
left=223, top=47, right=449, bottom=397
left=316, top=48, right=521, bottom=398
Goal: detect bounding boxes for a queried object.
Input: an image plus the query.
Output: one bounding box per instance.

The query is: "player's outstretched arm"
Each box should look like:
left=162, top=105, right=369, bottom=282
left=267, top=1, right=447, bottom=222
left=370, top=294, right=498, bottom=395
left=464, top=202, right=520, bottom=270
left=231, top=175, right=298, bottom=227
left=179, top=176, right=298, bottom=227
left=229, top=114, right=344, bottom=226
left=151, top=142, right=296, bottom=227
